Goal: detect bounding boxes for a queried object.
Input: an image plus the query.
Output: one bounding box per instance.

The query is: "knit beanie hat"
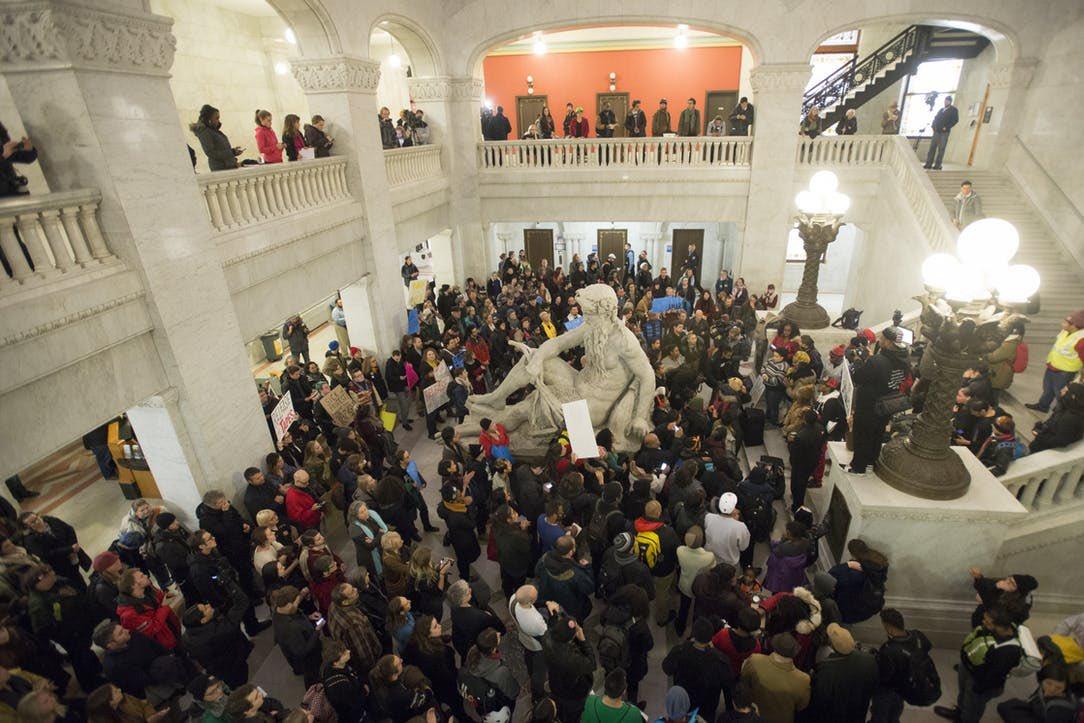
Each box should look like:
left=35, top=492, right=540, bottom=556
left=187, top=674, right=216, bottom=700
left=1012, top=574, right=1038, bottom=596
left=826, top=623, right=855, bottom=654
left=613, top=533, right=637, bottom=565
left=665, top=686, right=691, bottom=720
left=92, top=551, right=119, bottom=573
left=156, top=512, right=176, bottom=529
left=812, top=571, right=837, bottom=598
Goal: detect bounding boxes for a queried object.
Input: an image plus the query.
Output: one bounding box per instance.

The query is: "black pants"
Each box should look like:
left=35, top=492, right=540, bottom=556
left=523, top=647, right=547, bottom=701
left=58, top=636, right=104, bottom=692
left=556, top=695, right=586, bottom=723
left=676, top=592, right=693, bottom=634
left=790, top=462, right=815, bottom=512
left=850, top=412, right=887, bottom=471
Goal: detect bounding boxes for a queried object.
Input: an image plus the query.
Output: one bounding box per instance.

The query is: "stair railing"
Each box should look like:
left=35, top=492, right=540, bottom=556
left=802, top=25, right=929, bottom=118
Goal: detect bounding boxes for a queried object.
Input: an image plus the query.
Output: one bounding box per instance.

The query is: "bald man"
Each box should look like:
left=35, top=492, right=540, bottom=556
left=636, top=432, right=675, bottom=473
left=509, top=584, right=559, bottom=701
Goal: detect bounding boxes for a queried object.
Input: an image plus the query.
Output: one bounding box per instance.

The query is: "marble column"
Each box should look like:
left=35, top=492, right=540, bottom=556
left=0, top=0, right=271, bottom=493
left=983, top=58, right=1039, bottom=169
left=741, top=63, right=811, bottom=291
left=409, top=76, right=489, bottom=282
left=126, top=390, right=204, bottom=525
left=292, top=55, right=403, bottom=355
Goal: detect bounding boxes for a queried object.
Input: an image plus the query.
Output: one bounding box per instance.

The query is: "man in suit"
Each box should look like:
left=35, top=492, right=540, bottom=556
left=924, top=95, right=959, bottom=170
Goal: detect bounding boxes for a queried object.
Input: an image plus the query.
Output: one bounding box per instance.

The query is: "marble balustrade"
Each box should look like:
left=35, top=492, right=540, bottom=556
left=196, top=158, right=350, bottom=234
left=1000, top=443, right=1084, bottom=515
left=478, top=136, right=753, bottom=170
left=0, top=189, right=114, bottom=293
left=384, top=145, right=444, bottom=187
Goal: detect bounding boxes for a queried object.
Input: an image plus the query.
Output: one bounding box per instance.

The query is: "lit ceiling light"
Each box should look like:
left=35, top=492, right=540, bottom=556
left=274, top=61, right=289, bottom=75
left=609, top=84, right=616, bottom=91
left=673, top=34, right=688, bottom=49
left=533, top=38, right=547, bottom=55
left=284, top=27, right=296, bottom=44
left=527, top=87, right=534, bottom=94
left=526, top=75, right=533, bottom=83
left=388, top=53, right=402, bottom=68
left=677, top=24, right=689, bottom=32
left=484, top=98, right=494, bottom=109
left=609, top=72, right=616, bottom=80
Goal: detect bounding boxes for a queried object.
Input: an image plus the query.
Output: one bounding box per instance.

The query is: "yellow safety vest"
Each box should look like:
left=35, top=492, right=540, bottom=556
left=1046, top=329, right=1084, bottom=372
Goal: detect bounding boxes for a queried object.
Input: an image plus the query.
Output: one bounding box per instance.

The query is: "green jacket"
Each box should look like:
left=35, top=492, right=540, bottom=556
left=678, top=108, right=701, bottom=136
left=651, top=109, right=672, bottom=136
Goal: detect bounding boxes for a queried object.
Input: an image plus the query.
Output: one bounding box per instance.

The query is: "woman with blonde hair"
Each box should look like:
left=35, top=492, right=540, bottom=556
left=303, top=439, right=333, bottom=494
left=381, top=531, right=410, bottom=597
left=407, top=546, right=451, bottom=620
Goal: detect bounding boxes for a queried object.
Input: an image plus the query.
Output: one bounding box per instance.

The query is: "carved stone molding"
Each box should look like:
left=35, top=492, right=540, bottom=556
left=0, top=289, right=145, bottom=348
left=409, top=76, right=483, bottom=102
left=749, top=63, right=812, bottom=94
left=988, top=58, right=1039, bottom=91
left=291, top=56, right=380, bottom=94
left=0, top=0, right=176, bottom=76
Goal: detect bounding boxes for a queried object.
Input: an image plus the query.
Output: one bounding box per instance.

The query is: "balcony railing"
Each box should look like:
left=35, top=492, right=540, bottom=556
left=478, top=137, right=753, bottom=170
left=796, top=135, right=956, bottom=252
left=385, top=145, right=443, bottom=187
left=0, top=189, right=114, bottom=293
left=197, top=158, right=350, bottom=233
left=1001, top=443, right=1084, bottom=516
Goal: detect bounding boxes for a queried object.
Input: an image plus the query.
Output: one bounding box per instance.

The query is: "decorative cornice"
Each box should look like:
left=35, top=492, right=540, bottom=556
left=988, top=58, right=1039, bottom=91
left=291, top=56, right=379, bottom=94
left=0, top=289, right=145, bottom=348
left=0, top=1, right=175, bottom=76
left=409, top=76, right=483, bottom=102
left=749, top=63, right=812, bottom=94
left=222, top=212, right=366, bottom=268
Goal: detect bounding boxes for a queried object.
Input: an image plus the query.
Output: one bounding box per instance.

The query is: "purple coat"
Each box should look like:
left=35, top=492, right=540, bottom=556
left=763, top=540, right=809, bottom=593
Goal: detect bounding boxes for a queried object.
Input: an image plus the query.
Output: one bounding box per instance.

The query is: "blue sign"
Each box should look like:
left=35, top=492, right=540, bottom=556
left=651, top=297, right=684, bottom=314
left=406, top=309, right=419, bottom=334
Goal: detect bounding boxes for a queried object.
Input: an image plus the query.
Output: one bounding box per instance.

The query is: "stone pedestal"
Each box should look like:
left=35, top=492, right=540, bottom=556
left=820, top=442, right=1027, bottom=644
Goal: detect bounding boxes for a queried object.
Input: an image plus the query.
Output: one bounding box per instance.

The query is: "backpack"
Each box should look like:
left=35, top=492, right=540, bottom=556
left=855, top=576, right=886, bottom=620
left=587, top=501, right=620, bottom=550
left=302, top=683, right=339, bottom=723
left=597, top=556, right=623, bottom=599
left=896, top=642, right=942, bottom=706
left=834, top=308, right=863, bottom=330
left=740, top=492, right=774, bottom=543
left=596, top=621, right=631, bottom=672
left=458, top=669, right=512, bottom=715
left=1012, top=342, right=1029, bottom=374
left=758, top=456, right=786, bottom=501
left=1013, top=440, right=1029, bottom=459
left=634, top=529, right=662, bottom=569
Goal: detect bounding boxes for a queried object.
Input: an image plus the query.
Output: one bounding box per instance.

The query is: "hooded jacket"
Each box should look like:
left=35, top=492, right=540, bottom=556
left=190, top=121, right=236, bottom=171
left=303, top=123, right=333, bottom=157
left=829, top=559, right=889, bottom=624
left=764, top=539, right=811, bottom=594
left=1030, top=385, right=1084, bottom=453
left=116, top=587, right=180, bottom=650
left=466, top=654, right=520, bottom=704
left=534, top=551, right=594, bottom=622
left=196, top=503, right=249, bottom=570
left=183, top=613, right=253, bottom=687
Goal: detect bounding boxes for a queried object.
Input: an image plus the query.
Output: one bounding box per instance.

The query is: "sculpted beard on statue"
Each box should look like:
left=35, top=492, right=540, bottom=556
left=462, top=283, right=655, bottom=456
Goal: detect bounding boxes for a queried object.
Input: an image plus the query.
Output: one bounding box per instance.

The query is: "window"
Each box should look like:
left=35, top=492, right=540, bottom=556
left=899, top=59, right=964, bottom=136
left=807, top=53, right=855, bottom=93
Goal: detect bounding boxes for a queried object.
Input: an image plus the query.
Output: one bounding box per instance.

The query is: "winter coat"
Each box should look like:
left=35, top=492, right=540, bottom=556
left=451, top=604, right=506, bottom=662
left=101, top=633, right=178, bottom=698
left=22, top=516, right=87, bottom=583
left=303, top=123, right=333, bottom=158
left=729, top=104, right=754, bottom=135
left=954, top=191, right=985, bottom=228
left=740, top=653, right=811, bottom=723
left=273, top=610, right=322, bottom=676
left=829, top=559, right=888, bottom=624
left=876, top=629, right=932, bottom=693
left=534, top=551, right=594, bottom=622
left=465, top=654, right=520, bottom=705
left=807, top=649, right=878, bottom=723
left=764, top=539, right=811, bottom=594
left=191, top=122, right=236, bottom=170
left=0, top=133, right=36, bottom=197
left=379, top=117, right=397, bottom=149
left=327, top=599, right=383, bottom=671
left=186, top=551, right=250, bottom=625
left=438, top=501, right=480, bottom=565
left=712, top=627, right=762, bottom=676
left=196, top=503, right=250, bottom=571
left=987, top=335, right=1021, bottom=390
left=678, top=108, right=701, bottom=136
left=255, top=124, right=282, bottom=163
left=662, top=640, right=734, bottom=717
left=632, top=515, right=680, bottom=577
left=493, top=521, right=534, bottom=580
left=183, top=613, right=253, bottom=687
left=1030, top=390, right=1084, bottom=453
left=542, top=634, right=596, bottom=700
left=283, top=130, right=305, bottom=161
left=244, top=481, right=284, bottom=520
left=116, top=587, right=181, bottom=649
left=835, top=116, right=858, bottom=135
left=285, top=485, right=322, bottom=530
left=651, top=109, right=672, bottom=136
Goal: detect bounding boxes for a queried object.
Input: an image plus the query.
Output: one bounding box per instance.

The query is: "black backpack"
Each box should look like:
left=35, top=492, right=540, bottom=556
left=834, top=308, right=863, bottom=330
left=896, top=641, right=941, bottom=706
left=739, top=492, right=775, bottom=543
left=458, top=668, right=512, bottom=715
left=758, top=456, right=786, bottom=501
left=855, top=576, right=887, bottom=621
left=596, top=620, right=631, bottom=672
left=587, top=501, right=620, bottom=550
left=597, top=556, right=623, bottom=599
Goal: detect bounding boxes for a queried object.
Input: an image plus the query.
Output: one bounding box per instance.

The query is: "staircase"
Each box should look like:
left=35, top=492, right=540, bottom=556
left=804, top=25, right=990, bottom=128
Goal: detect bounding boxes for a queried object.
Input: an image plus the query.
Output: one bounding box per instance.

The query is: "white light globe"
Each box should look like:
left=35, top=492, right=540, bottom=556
left=945, top=265, right=987, bottom=303
left=274, top=61, right=289, bottom=76
left=827, top=191, right=850, bottom=215
left=958, top=218, right=1019, bottom=268
left=994, top=264, right=1040, bottom=303
left=795, top=190, right=820, bottom=214
left=284, top=27, right=297, bottom=44
left=388, top=53, right=402, bottom=68
left=673, top=34, right=689, bottom=49
left=809, top=170, right=839, bottom=195
left=533, top=39, right=547, bottom=55
left=922, top=253, right=960, bottom=291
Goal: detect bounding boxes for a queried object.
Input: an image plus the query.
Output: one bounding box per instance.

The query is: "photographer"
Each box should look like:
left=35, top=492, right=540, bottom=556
left=848, top=328, right=912, bottom=475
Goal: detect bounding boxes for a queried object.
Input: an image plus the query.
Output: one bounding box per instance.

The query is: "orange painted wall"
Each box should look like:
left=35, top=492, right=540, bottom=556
left=482, top=45, right=743, bottom=138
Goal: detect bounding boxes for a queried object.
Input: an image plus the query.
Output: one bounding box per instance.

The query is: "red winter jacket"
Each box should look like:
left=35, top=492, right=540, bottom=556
left=116, top=587, right=180, bottom=650
left=255, top=124, right=282, bottom=163
left=285, top=485, right=322, bottom=529
left=712, top=626, right=762, bottom=674
left=480, top=424, right=510, bottom=459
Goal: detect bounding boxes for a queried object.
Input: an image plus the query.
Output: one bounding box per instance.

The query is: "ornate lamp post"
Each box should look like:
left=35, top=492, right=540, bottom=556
left=781, top=171, right=851, bottom=329
left=876, top=218, right=1040, bottom=500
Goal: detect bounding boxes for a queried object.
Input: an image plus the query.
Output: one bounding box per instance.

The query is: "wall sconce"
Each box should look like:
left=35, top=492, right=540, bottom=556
left=608, top=71, right=617, bottom=92
left=526, top=75, right=535, bottom=94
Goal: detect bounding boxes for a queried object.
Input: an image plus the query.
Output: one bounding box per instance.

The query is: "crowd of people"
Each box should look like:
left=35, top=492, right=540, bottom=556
left=0, top=234, right=1082, bottom=722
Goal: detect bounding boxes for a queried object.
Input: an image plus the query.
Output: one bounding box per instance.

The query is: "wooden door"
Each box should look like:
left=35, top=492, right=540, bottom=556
left=597, top=229, right=627, bottom=272
left=671, top=228, right=705, bottom=282
left=704, top=90, right=739, bottom=134
left=524, top=228, right=554, bottom=270
left=516, top=95, right=549, bottom=138
left=596, top=92, right=630, bottom=137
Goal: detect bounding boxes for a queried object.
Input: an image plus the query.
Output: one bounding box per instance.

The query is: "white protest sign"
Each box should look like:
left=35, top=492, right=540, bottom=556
left=840, top=357, right=854, bottom=417
left=561, top=399, right=599, bottom=459
left=423, top=361, right=452, bottom=413
left=270, top=393, right=298, bottom=441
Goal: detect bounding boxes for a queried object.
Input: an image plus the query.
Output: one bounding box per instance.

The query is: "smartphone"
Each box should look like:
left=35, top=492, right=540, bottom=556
left=543, top=482, right=554, bottom=492
left=704, top=462, right=716, bottom=472
left=658, top=462, right=670, bottom=473
left=315, top=617, right=326, bottom=629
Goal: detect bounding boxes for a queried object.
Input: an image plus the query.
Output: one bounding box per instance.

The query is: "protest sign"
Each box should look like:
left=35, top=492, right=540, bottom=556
left=270, top=393, right=298, bottom=441
left=320, top=385, right=358, bottom=427
left=562, top=399, right=599, bottom=459
left=423, top=362, right=451, bottom=413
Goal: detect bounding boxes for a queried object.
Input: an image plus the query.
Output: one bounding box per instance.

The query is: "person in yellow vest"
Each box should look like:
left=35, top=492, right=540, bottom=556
left=539, top=311, right=557, bottom=340
left=1026, top=310, right=1084, bottom=413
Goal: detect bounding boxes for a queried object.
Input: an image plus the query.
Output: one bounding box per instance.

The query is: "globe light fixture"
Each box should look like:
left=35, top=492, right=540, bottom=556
left=284, top=27, right=297, bottom=45
left=388, top=53, right=402, bottom=68
left=532, top=33, right=547, bottom=56
left=780, top=170, right=850, bottom=329
left=274, top=61, right=289, bottom=76
left=876, top=217, right=1038, bottom=500
left=673, top=34, right=689, bottom=49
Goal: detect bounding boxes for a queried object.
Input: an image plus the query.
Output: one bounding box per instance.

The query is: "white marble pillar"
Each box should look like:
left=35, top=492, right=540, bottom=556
left=292, top=56, right=404, bottom=355
left=741, top=63, right=811, bottom=291
left=410, top=76, right=489, bottom=282
left=983, top=58, right=1039, bottom=169
left=125, top=391, right=203, bottom=526
left=0, top=1, right=271, bottom=492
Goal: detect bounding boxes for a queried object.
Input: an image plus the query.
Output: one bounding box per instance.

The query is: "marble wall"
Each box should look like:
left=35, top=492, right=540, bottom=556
left=150, top=0, right=310, bottom=171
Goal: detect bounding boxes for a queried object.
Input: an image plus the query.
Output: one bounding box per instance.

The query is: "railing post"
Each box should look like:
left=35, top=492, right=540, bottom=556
left=0, top=217, right=34, bottom=281
left=58, top=206, right=94, bottom=265
left=38, top=209, right=74, bottom=271
left=15, top=213, right=53, bottom=274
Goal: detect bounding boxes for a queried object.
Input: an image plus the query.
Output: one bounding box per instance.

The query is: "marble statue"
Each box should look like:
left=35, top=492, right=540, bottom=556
left=463, top=283, right=655, bottom=456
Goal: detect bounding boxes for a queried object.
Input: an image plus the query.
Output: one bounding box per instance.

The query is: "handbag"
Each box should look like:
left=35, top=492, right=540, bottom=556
left=874, top=392, right=911, bottom=418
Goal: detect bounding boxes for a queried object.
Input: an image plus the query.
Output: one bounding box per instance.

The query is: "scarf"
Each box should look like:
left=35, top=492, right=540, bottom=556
left=442, top=500, right=468, bottom=514
left=352, top=511, right=388, bottom=572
